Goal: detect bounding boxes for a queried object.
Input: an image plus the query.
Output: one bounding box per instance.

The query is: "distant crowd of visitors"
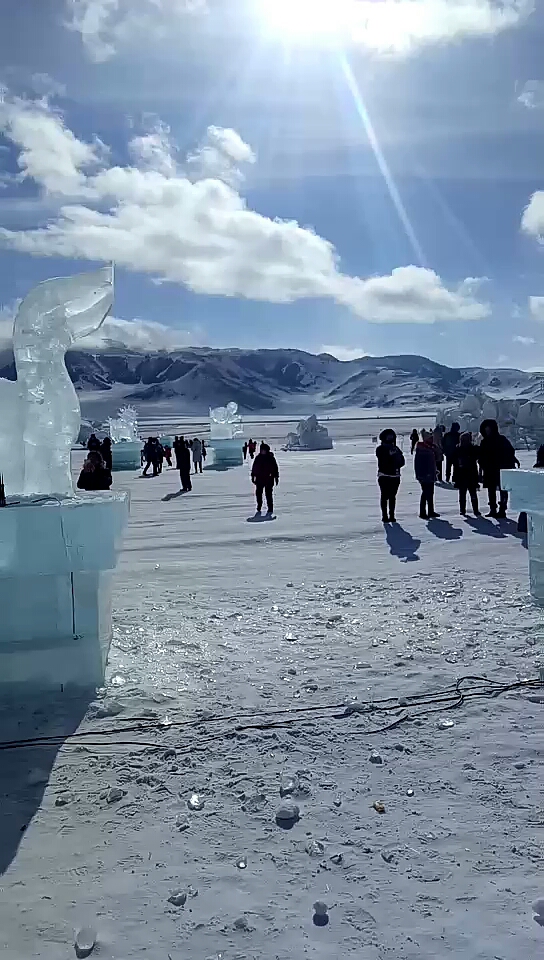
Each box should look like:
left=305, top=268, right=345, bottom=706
left=377, top=418, right=529, bottom=525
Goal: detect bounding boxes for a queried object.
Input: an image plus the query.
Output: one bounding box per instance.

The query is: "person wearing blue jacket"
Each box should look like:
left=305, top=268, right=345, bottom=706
left=414, top=433, right=440, bottom=520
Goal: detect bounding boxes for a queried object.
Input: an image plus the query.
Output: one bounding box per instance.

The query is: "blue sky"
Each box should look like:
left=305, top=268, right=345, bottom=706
left=1, top=0, right=544, bottom=368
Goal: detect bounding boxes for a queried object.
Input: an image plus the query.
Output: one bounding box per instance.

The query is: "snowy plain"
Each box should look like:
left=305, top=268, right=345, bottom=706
left=0, top=432, right=543, bottom=960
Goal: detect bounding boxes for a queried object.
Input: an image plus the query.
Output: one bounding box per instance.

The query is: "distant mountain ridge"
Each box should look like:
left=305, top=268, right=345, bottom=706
left=0, top=345, right=542, bottom=417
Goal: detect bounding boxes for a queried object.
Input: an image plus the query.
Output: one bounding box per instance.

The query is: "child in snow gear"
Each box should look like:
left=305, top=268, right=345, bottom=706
left=376, top=428, right=405, bottom=523
left=251, top=442, right=279, bottom=515
left=415, top=433, right=440, bottom=519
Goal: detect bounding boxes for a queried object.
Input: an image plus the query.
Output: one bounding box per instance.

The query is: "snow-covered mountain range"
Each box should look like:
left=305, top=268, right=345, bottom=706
left=1, top=346, right=543, bottom=417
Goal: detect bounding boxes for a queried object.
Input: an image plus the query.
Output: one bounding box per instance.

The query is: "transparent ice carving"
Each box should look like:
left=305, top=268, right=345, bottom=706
left=0, top=265, right=114, bottom=498
left=209, top=401, right=243, bottom=440
left=107, top=405, right=139, bottom=443
left=285, top=414, right=333, bottom=451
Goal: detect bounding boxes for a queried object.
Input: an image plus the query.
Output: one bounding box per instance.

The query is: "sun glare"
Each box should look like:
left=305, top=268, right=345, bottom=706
left=259, top=0, right=362, bottom=41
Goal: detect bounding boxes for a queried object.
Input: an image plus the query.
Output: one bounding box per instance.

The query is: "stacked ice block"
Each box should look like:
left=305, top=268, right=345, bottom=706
left=111, top=440, right=143, bottom=471
left=501, top=468, right=544, bottom=604
left=0, top=492, right=129, bottom=695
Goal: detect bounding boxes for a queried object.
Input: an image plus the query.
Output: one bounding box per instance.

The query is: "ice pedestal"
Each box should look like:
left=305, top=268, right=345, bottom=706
left=206, top=439, right=244, bottom=470
left=0, top=492, right=129, bottom=695
left=502, top=469, right=544, bottom=604
left=111, top=440, right=142, bottom=471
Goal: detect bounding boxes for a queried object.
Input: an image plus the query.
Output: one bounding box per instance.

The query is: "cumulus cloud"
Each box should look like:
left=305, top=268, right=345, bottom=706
left=64, top=0, right=532, bottom=61
left=186, top=125, right=256, bottom=187
left=529, top=297, right=544, bottom=321
left=517, top=79, right=544, bottom=109
left=321, top=345, right=369, bottom=361
left=0, top=95, right=490, bottom=324
left=513, top=335, right=536, bottom=345
left=522, top=192, right=544, bottom=239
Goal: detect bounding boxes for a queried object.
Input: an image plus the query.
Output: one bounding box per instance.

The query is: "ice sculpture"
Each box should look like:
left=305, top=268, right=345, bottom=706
left=0, top=266, right=129, bottom=697
left=502, top=469, right=544, bottom=605
left=437, top=394, right=544, bottom=446
left=284, top=414, right=333, bottom=451
left=207, top=401, right=244, bottom=469
left=107, top=405, right=139, bottom=442
left=0, top=265, right=114, bottom=498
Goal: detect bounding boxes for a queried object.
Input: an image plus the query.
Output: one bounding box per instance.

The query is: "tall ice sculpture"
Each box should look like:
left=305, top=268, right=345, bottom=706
left=0, top=265, right=129, bottom=695
left=207, top=401, right=244, bottom=469
left=107, top=405, right=143, bottom=471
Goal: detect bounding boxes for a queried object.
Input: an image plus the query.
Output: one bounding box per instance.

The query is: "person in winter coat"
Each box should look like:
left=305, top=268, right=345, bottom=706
left=173, top=436, right=185, bottom=469
left=100, top=436, right=113, bottom=471
left=410, top=429, right=419, bottom=455
left=479, top=419, right=520, bottom=518
left=87, top=433, right=101, bottom=453
left=376, top=428, right=405, bottom=523
left=192, top=438, right=203, bottom=474
left=243, top=441, right=248, bottom=461
left=442, top=422, right=461, bottom=484
left=251, top=442, right=279, bottom=515
left=163, top=443, right=172, bottom=467
left=248, top=439, right=257, bottom=459
left=414, top=434, right=440, bottom=520
left=453, top=433, right=480, bottom=516
left=77, top=451, right=112, bottom=491
left=177, top=439, right=192, bottom=492
left=432, top=425, right=445, bottom=481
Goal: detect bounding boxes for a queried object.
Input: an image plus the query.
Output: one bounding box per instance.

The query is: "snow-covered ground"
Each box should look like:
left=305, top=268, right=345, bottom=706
left=1, top=439, right=543, bottom=960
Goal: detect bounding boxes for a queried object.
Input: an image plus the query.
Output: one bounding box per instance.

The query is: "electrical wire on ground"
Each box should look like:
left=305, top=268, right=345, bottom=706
left=0, top=674, right=541, bottom=755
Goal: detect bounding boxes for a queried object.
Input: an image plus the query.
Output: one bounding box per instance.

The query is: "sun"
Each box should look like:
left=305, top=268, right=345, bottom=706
left=259, top=0, right=364, bottom=41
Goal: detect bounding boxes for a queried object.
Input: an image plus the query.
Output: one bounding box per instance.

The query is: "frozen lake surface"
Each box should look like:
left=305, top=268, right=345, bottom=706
left=0, top=439, right=543, bottom=959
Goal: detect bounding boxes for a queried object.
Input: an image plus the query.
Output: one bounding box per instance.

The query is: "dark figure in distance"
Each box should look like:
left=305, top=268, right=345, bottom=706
left=432, top=425, right=445, bottom=481
left=87, top=433, right=101, bottom=452
left=251, top=442, right=279, bottom=516
left=442, top=422, right=461, bottom=484
left=243, top=441, right=248, bottom=461
left=163, top=443, right=172, bottom=467
left=77, top=451, right=112, bottom=491
left=376, top=428, right=405, bottom=524
left=100, top=436, right=113, bottom=471
left=248, top=439, right=257, bottom=460
left=410, top=429, right=419, bottom=455
left=414, top=433, right=440, bottom=519
left=142, top=437, right=163, bottom=477
left=453, top=432, right=480, bottom=517
left=478, top=419, right=519, bottom=518
left=173, top=436, right=185, bottom=469
left=176, top=439, right=192, bottom=492
left=517, top=444, right=544, bottom=533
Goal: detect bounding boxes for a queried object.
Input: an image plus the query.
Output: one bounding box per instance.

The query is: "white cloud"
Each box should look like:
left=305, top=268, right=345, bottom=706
left=65, top=0, right=532, bottom=61
left=513, top=335, right=536, bottom=345
left=186, top=125, right=256, bottom=187
left=30, top=73, right=67, bottom=98
left=0, top=96, right=490, bottom=324
left=522, top=193, right=544, bottom=239
left=529, top=297, right=544, bottom=321
left=517, top=79, right=544, bottom=109
left=321, top=345, right=369, bottom=361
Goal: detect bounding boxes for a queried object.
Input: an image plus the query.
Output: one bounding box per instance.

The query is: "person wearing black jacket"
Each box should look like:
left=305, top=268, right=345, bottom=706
left=410, top=429, right=419, bottom=455
left=453, top=432, right=480, bottom=516
left=87, top=433, right=101, bottom=452
left=479, top=419, right=519, bottom=518
left=251, top=442, right=279, bottom=515
left=77, top=451, right=112, bottom=491
left=175, top=438, right=192, bottom=492
left=414, top=434, right=440, bottom=519
left=376, top=429, right=405, bottom=523
left=100, top=436, right=113, bottom=471
left=442, top=422, right=461, bottom=483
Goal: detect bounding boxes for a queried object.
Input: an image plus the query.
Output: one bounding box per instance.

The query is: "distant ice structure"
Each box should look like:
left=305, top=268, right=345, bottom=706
left=208, top=401, right=244, bottom=468
left=0, top=265, right=114, bottom=497
left=284, top=414, right=333, bottom=451
left=107, top=405, right=139, bottom=443
left=436, top=393, right=544, bottom=447
left=502, top=469, right=544, bottom=605
left=106, top=405, right=142, bottom=470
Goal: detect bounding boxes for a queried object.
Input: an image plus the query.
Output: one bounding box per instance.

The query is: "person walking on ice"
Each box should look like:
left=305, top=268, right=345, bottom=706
left=410, top=429, right=419, bottom=455
left=478, top=418, right=519, bottom=518
left=251, top=442, right=279, bottom=516
left=415, top=432, right=440, bottom=519
left=376, top=428, right=405, bottom=524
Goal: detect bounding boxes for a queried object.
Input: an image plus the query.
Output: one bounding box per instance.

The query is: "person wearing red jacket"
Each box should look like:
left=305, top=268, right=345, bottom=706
left=251, top=442, right=279, bottom=516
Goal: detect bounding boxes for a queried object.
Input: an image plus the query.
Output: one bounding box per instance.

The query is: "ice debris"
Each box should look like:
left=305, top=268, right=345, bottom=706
left=74, top=926, right=97, bottom=958
left=275, top=801, right=300, bottom=827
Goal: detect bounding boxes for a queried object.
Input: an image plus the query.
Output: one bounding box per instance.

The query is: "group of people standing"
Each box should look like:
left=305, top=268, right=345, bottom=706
left=378, top=418, right=521, bottom=523
left=77, top=434, right=113, bottom=490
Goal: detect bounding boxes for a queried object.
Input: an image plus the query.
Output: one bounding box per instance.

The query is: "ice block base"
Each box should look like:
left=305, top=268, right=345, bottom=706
left=206, top=439, right=244, bottom=470
left=112, top=440, right=142, bottom=471
left=502, top=468, right=544, bottom=605
left=0, top=492, right=129, bottom=696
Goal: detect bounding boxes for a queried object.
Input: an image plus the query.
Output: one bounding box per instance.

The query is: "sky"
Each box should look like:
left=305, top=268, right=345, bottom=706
left=1, top=0, right=544, bottom=369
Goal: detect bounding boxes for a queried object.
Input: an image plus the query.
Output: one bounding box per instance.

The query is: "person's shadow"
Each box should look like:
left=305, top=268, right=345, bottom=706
left=385, top=523, right=421, bottom=562
left=162, top=490, right=186, bottom=501
left=0, top=692, right=90, bottom=875
left=464, top=516, right=507, bottom=539
left=427, top=518, right=463, bottom=540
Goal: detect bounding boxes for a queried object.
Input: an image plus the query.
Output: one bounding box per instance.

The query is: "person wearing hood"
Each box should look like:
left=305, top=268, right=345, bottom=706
left=442, top=422, right=461, bottom=484
left=453, top=432, right=480, bottom=517
left=251, top=442, right=279, bottom=516
left=414, top=433, right=440, bottom=520
left=376, top=429, right=405, bottom=523
left=479, top=419, right=520, bottom=518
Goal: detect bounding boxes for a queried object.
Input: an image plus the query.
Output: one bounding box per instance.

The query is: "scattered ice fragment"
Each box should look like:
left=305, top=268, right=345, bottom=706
left=280, top=774, right=298, bottom=797
left=55, top=794, right=72, bottom=807
left=313, top=900, right=328, bottom=916
left=160, top=715, right=172, bottom=728
left=514, top=761, right=526, bottom=770
left=305, top=838, right=325, bottom=857
left=90, top=699, right=124, bottom=719
left=287, top=667, right=297, bottom=676
left=110, top=674, right=126, bottom=687
left=369, top=751, right=383, bottom=765
left=372, top=801, right=386, bottom=814
left=233, top=916, right=252, bottom=931
left=437, top=718, right=455, bottom=730
left=330, top=853, right=343, bottom=865
left=286, top=582, right=294, bottom=588
left=416, top=612, right=425, bottom=620
left=333, top=797, right=342, bottom=808
left=106, top=787, right=125, bottom=804
left=75, top=926, right=97, bottom=958
left=236, top=856, right=247, bottom=869
left=532, top=898, right=544, bottom=926
left=188, top=793, right=205, bottom=811
left=168, top=890, right=187, bottom=907
left=406, top=788, right=415, bottom=797
left=284, top=632, right=297, bottom=642
left=275, top=801, right=300, bottom=826
left=176, top=815, right=190, bottom=832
